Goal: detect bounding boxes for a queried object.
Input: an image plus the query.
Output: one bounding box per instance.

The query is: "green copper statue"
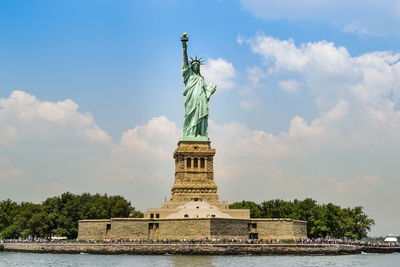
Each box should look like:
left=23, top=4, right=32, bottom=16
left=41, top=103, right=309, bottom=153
left=180, top=33, right=216, bottom=141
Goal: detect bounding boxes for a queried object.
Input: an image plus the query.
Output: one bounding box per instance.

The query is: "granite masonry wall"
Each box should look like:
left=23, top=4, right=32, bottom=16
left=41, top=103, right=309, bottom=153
left=78, top=218, right=307, bottom=240
left=210, top=219, right=249, bottom=239
left=78, top=219, right=110, bottom=240
left=256, top=219, right=307, bottom=240
left=109, top=219, right=148, bottom=240
left=154, top=219, right=210, bottom=239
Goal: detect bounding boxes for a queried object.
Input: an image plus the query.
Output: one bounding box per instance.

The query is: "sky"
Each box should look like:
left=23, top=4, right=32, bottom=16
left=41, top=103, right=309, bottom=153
left=1, top=0, right=400, bottom=236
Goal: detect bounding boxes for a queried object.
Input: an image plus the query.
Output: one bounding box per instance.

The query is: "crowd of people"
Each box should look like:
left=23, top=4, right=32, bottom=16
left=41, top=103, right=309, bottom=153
left=1, top=237, right=399, bottom=247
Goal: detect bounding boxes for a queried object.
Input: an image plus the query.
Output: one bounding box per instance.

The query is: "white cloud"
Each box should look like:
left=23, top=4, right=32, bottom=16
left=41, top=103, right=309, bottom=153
left=202, top=58, right=236, bottom=90
left=240, top=35, right=400, bottom=148
left=245, top=35, right=360, bottom=79
left=0, top=91, right=112, bottom=202
left=242, top=34, right=400, bottom=112
left=0, top=126, right=17, bottom=147
left=242, top=35, right=361, bottom=110
left=240, top=0, right=400, bottom=37
left=288, top=99, right=349, bottom=138
left=209, top=120, right=298, bottom=159
left=0, top=90, right=112, bottom=147
left=96, top=116, right=180, bottom=182
left=248, top=36, right=308, bottom=72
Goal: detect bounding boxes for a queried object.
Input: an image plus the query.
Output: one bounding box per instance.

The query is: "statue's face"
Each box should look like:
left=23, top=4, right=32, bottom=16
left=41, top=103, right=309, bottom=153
left=191, top=63, right=200, bottom=74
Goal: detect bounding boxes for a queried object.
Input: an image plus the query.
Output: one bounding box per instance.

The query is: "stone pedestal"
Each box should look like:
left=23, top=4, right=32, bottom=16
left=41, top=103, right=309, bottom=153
left=144, top=140, right=250, bottom=220
left=171, top=141, right=218, bottom=202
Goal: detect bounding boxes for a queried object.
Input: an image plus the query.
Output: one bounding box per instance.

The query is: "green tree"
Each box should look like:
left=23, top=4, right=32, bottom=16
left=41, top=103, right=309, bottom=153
left=338, top=206, right=375, bottom=240
left=1, top=224, right=20, bottom=239
left=26, top=211, right=55, bottom=239
left=42, top=192, right=141, bottom=239
left=0, top=199, right=20, bottom=236
left=1, top=192, right=143, bottom=240
left=11, top=202, right=44, bottom=239
left=230, top=198, right=374, bottom=239
left=308, top=203, right=341, bottom=238
left=131, top=210, right=144, bottom=218
left=260, top=199, right=296, bottom=218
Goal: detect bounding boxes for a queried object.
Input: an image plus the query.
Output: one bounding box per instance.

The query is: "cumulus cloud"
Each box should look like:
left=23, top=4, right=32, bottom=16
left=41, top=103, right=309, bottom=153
left=241, top=34, right=400, bottom=150
left=202, top=58, right=236, bottom=90
left=240, top=0, right=400, bottom=37
left=288, top=99, right=349, bottom=138
left=0, top=90, right=112, bottom=147
left=0, top=91, right=113, bottom=203
left=241, top=35, right=363, bottom=109
left=96, top=116, right=180, bottom=182
left=0, top=92, right=178, bottom=208
left=242, top=34, right=400, bottom=112
left=209, top=120, right=298, bottom=159
left=246, top=35, right=359, bottom=77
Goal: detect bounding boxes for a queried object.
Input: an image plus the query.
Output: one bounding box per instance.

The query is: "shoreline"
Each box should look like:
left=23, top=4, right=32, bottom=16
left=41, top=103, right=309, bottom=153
left=1, top=243, right=399, bottom=255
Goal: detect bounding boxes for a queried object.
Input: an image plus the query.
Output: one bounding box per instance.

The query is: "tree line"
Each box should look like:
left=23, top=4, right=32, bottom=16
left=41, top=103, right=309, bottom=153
left=0, top=192, right=143, bottom=240
left=230, top=199, right=375, bottom=239
left=0, top=194, right=375, bottom=240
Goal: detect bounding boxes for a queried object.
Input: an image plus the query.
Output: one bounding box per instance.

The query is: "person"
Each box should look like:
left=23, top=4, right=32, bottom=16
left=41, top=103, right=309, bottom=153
left=180, top=33, right=216, bottom=140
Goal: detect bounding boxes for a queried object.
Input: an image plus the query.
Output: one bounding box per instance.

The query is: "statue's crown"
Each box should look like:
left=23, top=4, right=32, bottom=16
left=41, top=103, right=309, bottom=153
left=189, top=56, right=204, bottom=66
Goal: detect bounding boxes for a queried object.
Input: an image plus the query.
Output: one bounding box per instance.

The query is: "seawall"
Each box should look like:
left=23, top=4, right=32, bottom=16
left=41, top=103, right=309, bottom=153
left=2, top=243, right=399, bottom=255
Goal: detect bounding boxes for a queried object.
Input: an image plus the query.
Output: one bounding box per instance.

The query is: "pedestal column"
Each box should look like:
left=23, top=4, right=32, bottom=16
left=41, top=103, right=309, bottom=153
left=171, top=141, right=218, bottom=202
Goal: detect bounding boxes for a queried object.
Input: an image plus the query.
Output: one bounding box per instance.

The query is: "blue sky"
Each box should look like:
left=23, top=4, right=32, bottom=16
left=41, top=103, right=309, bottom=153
left=1, top=0, right=400, bottom=236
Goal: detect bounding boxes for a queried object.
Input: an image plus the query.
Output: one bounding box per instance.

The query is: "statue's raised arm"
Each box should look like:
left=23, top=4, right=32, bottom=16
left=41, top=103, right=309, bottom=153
left=179, top=33, right=216, bottom=142
left=181, top=32, right=189, bottom=67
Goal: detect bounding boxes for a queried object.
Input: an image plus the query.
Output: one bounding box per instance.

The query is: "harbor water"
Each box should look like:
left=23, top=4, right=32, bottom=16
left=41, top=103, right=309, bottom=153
left=0, top=251, right=400, bottom=266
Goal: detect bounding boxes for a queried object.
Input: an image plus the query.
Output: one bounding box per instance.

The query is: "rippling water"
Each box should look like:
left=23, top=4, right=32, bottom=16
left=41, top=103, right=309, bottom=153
left=1, top=252, right=400, bottom=266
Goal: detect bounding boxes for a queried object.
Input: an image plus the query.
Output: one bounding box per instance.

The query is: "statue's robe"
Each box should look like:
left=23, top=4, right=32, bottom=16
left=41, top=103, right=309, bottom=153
left=182, top=64, right=216, bottom=138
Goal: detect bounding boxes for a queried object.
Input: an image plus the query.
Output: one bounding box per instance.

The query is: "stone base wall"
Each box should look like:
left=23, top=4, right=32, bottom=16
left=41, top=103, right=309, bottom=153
left=153, top=219, right=210, bottom=239
left=293, top=220, right=308, bottom=237
left=256, top=219, right=306, bottom=240
left=210, top=219, right=249, bottom=239
left=78, top=219, right=110, bottom=240
left=78, top=218, right=307, bottom=240
left=110, top=219, right=148, bottom=240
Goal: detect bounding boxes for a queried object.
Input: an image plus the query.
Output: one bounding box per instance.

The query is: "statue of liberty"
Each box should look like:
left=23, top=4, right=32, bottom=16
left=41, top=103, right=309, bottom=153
left=180, top=33, right=216, bottom=141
